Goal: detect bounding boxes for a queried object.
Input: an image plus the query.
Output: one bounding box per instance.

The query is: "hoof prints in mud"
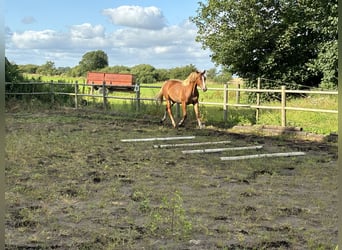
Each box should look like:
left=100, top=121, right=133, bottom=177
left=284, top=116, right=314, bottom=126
left=248, top=169, right=273, bottom=180
left=278, top=207, right=304, bottom=216
left=6, top=205, right=42, bottom=229
left=227, top=240, right=290, bottom=250
left=5, top=244, right=62, bottom=249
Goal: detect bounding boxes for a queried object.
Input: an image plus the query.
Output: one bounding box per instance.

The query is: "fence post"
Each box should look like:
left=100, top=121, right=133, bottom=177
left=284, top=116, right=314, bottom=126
left=281, top=85, right=286, bottom=127
left=223, top=82, right=228, bottom=122
left=256, top=77, right=261, bottom=122
left=50, top=80, right=54, bottom=106
left=236, top=83, right=240, bottom=104
left=82, top=80, right=85, bottom=94
left=102, top=81, right=107, bottom=110
left=135, top=82, right=140, bottom=112
left=74, top=81, right=78, bottom=109
left=90, top=83, right=95, bottom=103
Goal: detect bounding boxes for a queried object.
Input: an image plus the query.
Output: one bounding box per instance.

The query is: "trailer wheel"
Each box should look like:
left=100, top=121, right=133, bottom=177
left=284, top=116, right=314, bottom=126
left=98, top=87, right=109, bottom=95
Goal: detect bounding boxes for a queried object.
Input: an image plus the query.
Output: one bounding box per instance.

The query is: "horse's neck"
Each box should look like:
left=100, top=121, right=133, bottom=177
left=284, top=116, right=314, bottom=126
left=187, top=81, right=197, bottom=96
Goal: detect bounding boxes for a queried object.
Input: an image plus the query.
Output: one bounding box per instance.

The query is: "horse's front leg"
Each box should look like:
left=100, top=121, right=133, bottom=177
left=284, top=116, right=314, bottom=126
left=177, top=102, right=187, bottom=127
left=193, top=102, right=203, bottom=128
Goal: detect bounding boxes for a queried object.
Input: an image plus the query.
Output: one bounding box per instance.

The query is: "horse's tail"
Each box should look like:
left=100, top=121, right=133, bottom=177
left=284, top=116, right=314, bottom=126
left=156, top=90, right=163, bottom=103
left=155, top=82, right=166, bottom=103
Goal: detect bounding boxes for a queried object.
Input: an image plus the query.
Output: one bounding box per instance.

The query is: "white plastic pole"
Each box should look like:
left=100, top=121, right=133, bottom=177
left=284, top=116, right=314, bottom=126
left=182, top=145, right=263, bottom=154
left=220, top=152, right=305, bottom=161
left=154, top=140, right=231, bottom=149
left=121, top=136, right=195, bottom=142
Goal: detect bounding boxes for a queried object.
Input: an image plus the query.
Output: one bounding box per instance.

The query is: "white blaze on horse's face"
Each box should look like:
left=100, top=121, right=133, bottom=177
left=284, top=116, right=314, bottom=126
left=201, top=71, right=207, bottom=92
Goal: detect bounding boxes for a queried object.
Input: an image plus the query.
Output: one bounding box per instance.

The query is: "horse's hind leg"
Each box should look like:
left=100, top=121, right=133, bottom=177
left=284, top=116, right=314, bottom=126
left=165, top=101, right=177, bottom=128
left=160, top=109, right=167, bottom=124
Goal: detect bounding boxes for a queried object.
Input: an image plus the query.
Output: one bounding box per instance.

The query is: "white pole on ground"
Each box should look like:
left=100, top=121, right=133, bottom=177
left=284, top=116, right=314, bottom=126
left=220, top=152, right=306, bottom=161
left=182, top=145, right=263, bottom=154
left=121, top=136, right=195, bottom=142
left=154, top=140, right=232, bottom=149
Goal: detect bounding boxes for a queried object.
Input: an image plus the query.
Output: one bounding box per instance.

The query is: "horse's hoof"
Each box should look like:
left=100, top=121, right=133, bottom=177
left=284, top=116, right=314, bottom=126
left=177, top=123, right=184, bottom=127
left=198, top=124, right=205, bottom=129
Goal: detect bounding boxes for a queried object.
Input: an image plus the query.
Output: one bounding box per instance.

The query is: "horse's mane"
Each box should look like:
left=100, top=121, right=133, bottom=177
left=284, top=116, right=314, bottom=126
left=182, top=72, right=199, bottom=86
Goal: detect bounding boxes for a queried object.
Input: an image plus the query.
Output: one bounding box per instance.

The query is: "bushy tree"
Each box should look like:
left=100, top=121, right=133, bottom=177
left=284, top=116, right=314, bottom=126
left=18, top=64, right=39, bottom=74
left=100, top=65, right=131, bottom=74
left=191, top=0, right=337, bottom=88
left=168, top=64, right=197, bottom=80
left=209, top=67, right=232, bottom=83
left=78, top=50, right=109, bottom=74
left=5, top=57, right=23, bottom=82
left=131, top=64, right=158, bottom=83
left=155, top=68, right=169, bottom=82
left=37, top=61, right=57, bottom=76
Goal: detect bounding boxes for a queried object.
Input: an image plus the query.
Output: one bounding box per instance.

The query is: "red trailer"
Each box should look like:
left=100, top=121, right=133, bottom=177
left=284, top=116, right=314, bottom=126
left=86, top=72, right=136, bottom=91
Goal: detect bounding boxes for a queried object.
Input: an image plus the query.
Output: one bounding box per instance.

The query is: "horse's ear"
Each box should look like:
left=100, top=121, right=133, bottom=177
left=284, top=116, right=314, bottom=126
left=202, top=70, right=206, bottom=75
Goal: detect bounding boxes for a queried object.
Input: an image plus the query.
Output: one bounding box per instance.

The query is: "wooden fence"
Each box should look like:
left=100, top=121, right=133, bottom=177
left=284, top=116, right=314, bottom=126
left=5, top=81, right=338, bottom=127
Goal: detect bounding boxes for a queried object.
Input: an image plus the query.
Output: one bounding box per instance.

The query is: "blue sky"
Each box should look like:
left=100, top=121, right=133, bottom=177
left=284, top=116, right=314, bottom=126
left=5, top=0, right=215, bottom=70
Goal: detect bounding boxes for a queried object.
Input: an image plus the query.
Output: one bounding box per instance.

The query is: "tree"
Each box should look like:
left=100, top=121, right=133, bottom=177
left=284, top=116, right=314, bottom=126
left=191, top=0, right=337, bottom=88
left=131, top=64, right=158, bottom=83
left=100, top=65, right=131, bottom=74
left=18, top=64, right=39, bottom=74
left=5, top=57, right=23, bottom=82
left=155, top=68, right=170, bottom=82
left=168, top=64, right=197, bottom=80
left=37, top=61, right=57, bottom=76
left=208, top=67, right=232, bottom=83
left=78, top=50, right=109, bottom=75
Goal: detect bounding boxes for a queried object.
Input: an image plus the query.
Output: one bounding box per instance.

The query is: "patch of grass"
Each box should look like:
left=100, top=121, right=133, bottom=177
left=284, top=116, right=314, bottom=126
left=147, top=190, right=193, bottom=239
left=257, top=95, right=338, bottom=134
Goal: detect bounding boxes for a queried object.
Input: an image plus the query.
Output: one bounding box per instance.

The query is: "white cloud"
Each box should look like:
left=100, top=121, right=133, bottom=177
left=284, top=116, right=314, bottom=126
left=12, top=30, right=66, bottom=49
left=70, top=23, right=105, bottom=39
left=102, top=6, right=166, bottom=30
left=6, top=19, right=213, bottom=69
left=11, top=23, right=109, bottom=49
left=110, top=21, right=197, bottom=49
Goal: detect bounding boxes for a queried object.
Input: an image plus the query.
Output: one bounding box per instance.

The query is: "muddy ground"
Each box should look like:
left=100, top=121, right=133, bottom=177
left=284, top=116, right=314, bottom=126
left=5, top=109, right=338, bottom=249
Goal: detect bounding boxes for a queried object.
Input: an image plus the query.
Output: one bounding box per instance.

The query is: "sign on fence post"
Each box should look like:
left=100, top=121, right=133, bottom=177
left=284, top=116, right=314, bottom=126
left=223, top=82, right=228, bottom=122
left=281, top=85, right=286, bottom=127
left=74, top=81, right=78, bottom=109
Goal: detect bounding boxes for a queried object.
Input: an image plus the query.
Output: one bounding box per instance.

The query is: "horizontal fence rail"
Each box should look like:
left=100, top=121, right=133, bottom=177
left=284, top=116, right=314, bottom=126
left=5, top=80, right=338, bottom=127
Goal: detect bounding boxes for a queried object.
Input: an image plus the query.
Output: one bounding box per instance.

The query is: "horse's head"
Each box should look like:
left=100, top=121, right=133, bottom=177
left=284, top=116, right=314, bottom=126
left=195, top=70, right=207, bottom=92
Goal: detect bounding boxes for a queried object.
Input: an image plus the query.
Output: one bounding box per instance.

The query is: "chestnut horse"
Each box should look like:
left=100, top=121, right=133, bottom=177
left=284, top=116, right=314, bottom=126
left=156, top=70, right=207, bottom=128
